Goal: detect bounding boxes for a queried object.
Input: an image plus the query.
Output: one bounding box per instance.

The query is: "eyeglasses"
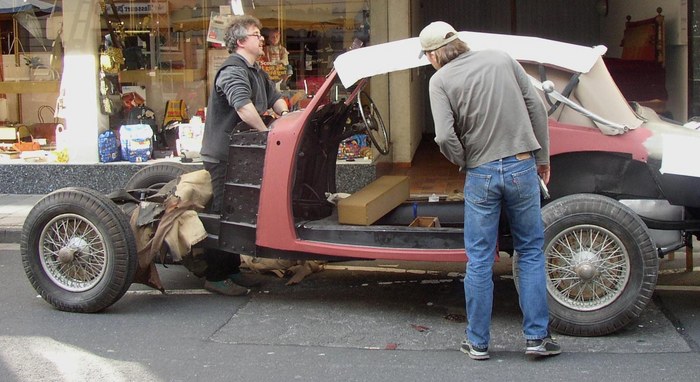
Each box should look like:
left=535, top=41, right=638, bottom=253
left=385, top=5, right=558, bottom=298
left=247, top=34, right=264, bottom=40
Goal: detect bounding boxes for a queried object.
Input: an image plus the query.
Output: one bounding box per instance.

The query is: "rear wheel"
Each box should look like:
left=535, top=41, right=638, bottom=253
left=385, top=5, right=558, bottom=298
left=125, top=162, right=190, bottom=193
left=541, top=194, right=658, bottom=336
left=21, top=187, right=137, bottom=312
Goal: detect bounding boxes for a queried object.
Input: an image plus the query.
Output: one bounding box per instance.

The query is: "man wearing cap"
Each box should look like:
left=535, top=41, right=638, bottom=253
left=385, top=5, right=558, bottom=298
left=418, top=21, right=560, bottom=360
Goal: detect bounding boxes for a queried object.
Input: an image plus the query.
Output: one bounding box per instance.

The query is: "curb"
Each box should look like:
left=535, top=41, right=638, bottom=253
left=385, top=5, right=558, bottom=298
left=0, top=194, right=43, bottom=244
left=0, top=228, right=22, bottom=244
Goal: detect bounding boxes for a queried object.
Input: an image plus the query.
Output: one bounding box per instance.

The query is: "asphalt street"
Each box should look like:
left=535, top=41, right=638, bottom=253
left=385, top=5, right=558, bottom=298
left=2, top=243, right=700, bottom=381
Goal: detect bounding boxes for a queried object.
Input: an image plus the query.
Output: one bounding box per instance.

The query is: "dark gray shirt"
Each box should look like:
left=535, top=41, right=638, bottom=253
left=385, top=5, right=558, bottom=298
left=216, top=58, right=280, bottom=113
left=201, top=53, right=281, bottom=162
left=429, top=49, right=549, bottom=170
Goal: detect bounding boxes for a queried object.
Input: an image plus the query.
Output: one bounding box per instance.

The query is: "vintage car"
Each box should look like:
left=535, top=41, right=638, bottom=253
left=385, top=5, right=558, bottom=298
left=21, top=32, right=700, bottom=337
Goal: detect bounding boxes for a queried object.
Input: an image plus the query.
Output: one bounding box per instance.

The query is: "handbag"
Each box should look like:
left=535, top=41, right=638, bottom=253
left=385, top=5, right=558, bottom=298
left=46, top=0, right=62, bottom=40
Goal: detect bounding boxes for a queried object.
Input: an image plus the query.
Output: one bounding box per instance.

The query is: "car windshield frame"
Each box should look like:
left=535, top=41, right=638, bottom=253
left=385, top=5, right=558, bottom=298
left=334, top=31, right=608, bottom=88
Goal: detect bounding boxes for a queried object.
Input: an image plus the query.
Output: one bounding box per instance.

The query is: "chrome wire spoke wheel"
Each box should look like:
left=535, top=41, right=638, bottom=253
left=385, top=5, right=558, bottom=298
left=39, top=213, right=108, bottom=292
left=23, top=188, right=137, bottom=312
left=540, top=194, right=657, bottom=336
left=545, top=224, right=630, bottom=312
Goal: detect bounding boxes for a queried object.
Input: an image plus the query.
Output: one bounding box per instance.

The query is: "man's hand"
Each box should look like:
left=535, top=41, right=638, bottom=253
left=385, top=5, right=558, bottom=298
left=537, top=164, right=550, bottom=184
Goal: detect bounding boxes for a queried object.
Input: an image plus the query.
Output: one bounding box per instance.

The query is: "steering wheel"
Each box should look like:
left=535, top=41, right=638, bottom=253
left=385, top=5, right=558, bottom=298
left=357, top=91, right=390, bottom=155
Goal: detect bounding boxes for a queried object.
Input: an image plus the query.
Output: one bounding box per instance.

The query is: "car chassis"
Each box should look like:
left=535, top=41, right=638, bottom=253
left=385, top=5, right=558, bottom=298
left=21, top=32, right=700, bottom=337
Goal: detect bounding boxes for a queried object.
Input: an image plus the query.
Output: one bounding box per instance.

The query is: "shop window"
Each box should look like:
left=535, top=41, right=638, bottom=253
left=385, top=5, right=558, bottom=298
left=108, top=0, right=372, bottom=156
left=0, top=1, right=63, bottom=155
left=235, top=0, right=371, bottom=105
left=105, top=1, right=207, bottom=156
left=1, top=1, right=373, bottom=161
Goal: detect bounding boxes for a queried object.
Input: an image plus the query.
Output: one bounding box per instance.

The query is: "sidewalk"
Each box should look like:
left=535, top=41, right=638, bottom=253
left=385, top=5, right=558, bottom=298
left=0, top=194, right=44, bottom=243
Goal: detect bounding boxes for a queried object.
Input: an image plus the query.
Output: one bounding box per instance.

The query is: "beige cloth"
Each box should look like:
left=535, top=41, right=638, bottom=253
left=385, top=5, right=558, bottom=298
left=175, top=170, right=213, bottom=209
left=163, top=210, right=207, bottom=261
left=240, top=255, right=324, bottom=285
left=131, top=170, right=212, bottom=291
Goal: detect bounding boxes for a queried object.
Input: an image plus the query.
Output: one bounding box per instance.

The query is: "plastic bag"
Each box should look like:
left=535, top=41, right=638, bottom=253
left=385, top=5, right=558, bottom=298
left=119, top=124, right=153, bottom=162
left=98, top=130, right=121, bottom=162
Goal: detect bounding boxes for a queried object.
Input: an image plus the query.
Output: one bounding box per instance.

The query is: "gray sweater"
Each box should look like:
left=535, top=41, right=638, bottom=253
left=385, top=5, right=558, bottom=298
left=429, top=49, right=549, bottom=170
left=201, top=53, right=281, bottom=162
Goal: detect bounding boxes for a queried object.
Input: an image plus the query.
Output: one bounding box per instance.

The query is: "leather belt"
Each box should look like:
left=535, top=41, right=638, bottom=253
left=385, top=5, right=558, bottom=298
left=515, top=152, right=532, bottom=160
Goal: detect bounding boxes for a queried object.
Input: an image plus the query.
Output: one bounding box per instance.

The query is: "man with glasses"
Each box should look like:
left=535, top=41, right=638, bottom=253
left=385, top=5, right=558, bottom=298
left=199, top=15, right=290, bottom=296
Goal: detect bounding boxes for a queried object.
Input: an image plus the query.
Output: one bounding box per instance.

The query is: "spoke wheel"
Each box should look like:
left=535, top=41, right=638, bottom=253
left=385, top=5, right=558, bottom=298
left=40, top=213, right=109, bottom=292
left=357, top=91, right=390, bottom=155
left=21, top=188, right=137, bottom=312
left=546, top=225, right=630, bottom=312
left=540, top=193, right=658, bottom=336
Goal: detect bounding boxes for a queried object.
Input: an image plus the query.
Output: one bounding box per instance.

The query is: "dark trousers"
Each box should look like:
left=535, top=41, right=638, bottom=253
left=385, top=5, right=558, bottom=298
left=196, top=160, right=240, bottom=281
left=204, top=160, right=227, bottom=213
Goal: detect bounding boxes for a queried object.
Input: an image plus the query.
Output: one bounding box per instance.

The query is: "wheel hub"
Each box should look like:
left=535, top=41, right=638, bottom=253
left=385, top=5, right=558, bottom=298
left=574, top=262, right=597, bottom=281
left=57, top=247, right=78, bottom=264
left=56, top=236, right=89, bottom=264
left=572, top=250, right=598, bottom=281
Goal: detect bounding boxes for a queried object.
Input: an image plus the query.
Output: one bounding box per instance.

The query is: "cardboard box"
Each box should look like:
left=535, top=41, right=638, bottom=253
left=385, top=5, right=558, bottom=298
left=409, top=217, right=441, bottom=228
left=0, top=127, right=17, bottom=141
left=338, top=175, right=409, bottom=225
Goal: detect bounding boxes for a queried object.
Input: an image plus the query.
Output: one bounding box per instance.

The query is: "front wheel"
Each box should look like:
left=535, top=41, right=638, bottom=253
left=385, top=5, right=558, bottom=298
left=540, top=193, right=658, bottom=336
left=21, top=187, right=137, bottom=312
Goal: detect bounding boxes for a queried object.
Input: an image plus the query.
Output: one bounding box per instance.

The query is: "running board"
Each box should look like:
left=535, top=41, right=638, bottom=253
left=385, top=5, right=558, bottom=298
left=297, top=221, right=464, bottom=249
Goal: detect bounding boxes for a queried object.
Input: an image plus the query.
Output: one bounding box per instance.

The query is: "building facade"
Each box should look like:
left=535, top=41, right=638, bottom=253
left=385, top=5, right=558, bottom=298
left=0, top=0, right=695, bottom=168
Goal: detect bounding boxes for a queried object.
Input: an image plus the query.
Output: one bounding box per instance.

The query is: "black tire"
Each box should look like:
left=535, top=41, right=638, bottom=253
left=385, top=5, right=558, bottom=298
left=541, top=193, right=658, bottom=336
left=21, top=187, right=138, bottom=312
left=125, top=162, right=190, bottom=191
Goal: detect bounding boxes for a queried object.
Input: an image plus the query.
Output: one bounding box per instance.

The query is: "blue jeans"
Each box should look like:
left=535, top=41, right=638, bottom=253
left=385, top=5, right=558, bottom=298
left=464, top=155, right=550, bottom=348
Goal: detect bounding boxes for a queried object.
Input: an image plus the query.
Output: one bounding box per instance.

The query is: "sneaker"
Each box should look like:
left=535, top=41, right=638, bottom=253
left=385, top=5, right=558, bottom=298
left=460, top=340, right=490, bottom=360
left=228, top=272, right=262, bottom=287
left=204, top=279, right=249, bottom=296
left=525, top=336, right=562, bottom=356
